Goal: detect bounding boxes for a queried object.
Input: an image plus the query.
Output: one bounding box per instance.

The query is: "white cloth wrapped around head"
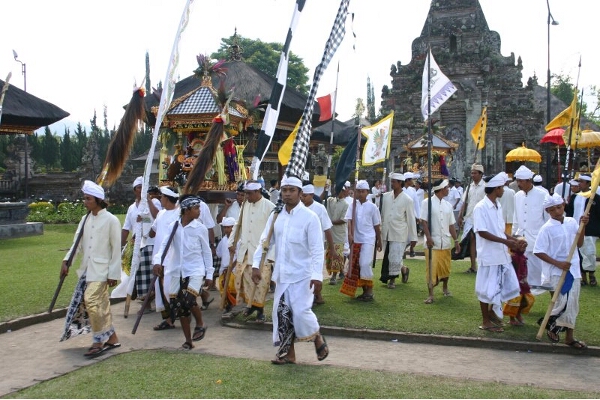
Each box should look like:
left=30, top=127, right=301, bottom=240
left=133, top=176, right=143, bottom=188
left=82, top=180, right=105, bottom=200
left=302, top=184, right=315, bottom=194
left=244, top=182, right=262, bottom=191
left=514, top=165, right=533, bottom=180
left=355, top=180, right=369, bottom=190
left=432, top=179, right=449, bottom=191
left=486, top=172, right=508, bottom=188
left=281, top=176, right=303, bottom=189
left=389, top=172, right=405, bottom=181
left=221, top=217, right=236, bottom=227
left=533, top=174, right=543, bottom=183
left=543, top=193, right=564, bottom=209
left=160, top=186, right=179, bottom=198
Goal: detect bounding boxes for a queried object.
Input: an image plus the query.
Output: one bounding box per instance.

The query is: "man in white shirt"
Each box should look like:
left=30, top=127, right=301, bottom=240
left=61, top=180, right=121, bottom=356
left=370, top=179, right=383, bottom=209
left=269, top=179, right=280, bottom=204
left=512, top=165, right=549, bottom=293
left=252, top=175, right=328, bottom=365
left=553, top=172, right=571, bottom=201
left=153, top=194, right=214, bottom=350
left=498, top=180, right=515, bottom=237
left=325, top=183, right=350, bottom=284
left=343, top=180, right=382, bottom=301
left=457, top=164, right=486, bottom=273
left=380, top=172, right=417, bottom=288
left=301, top=183, right=339, bottom=305
left=573, top=174, right=599, bottom=287
left=473, top=172, right=522, bottom=332
left=403, top=172, right=420, bottom=256
left=217, top=183, right=245, bottom=223
left=228, top=180, right=275, bottom=322
left=421, top=179, right=460, bottom=304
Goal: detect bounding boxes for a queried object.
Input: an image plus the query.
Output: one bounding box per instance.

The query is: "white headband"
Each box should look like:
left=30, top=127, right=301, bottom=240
left=221, top=217, right=236, bottom=227
left=389, top=172, right=405, bottom=181
left=281, top=176, right=302, bottom=189
left=159, top=186, right=179, bottom=198
left=302, top=184, right=315, bottom=194
left=82, top=180, right=105, bottom=200
left=533, top=175, right=543, bottom=183
left=433, top=179, right=449, bottom=191
left=244, top=182, right=262, bottom=191
left=356, top=180, right=369, bottom=190
left=514, top=165, right=533, bottom=180
left=133, top=176, right=143, bottom=188
left=543, top=193, right=564, bottom=208
left=486, top=172, right=508, bottom=188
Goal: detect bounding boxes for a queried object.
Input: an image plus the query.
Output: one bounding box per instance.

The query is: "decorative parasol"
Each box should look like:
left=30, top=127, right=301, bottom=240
left=576, top=130, right=600, bottom=149
left=540, top=128, right=565, bottom=146
left=505, top=144, right=542, bottom=163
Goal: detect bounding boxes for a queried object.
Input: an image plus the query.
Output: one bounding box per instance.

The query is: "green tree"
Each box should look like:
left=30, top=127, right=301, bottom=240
left=41, top=127, right=60, bottom=171
left=73, top=122, right=87, bottom=168
left=28, top=132, right=42, bottom=168
left=60, top=128, right=78, bottom=171
left=211, top=35, right=310, bottom=94
left=551, top=74, right=588, bottom=115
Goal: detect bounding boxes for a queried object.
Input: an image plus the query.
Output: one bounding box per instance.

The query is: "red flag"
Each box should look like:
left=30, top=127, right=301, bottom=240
left=317, top=93, right=333, bottom=121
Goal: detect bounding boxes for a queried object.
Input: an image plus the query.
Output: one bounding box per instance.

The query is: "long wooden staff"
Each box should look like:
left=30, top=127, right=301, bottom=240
left=536, top=158, right=600, bottom=340
left=220, top=200, right=246, bottom=310
left=49, top=212, right=90, bottom=313
left=132, top=221, right=179, bottom=334
left=246, top=210, right=279, bottom=309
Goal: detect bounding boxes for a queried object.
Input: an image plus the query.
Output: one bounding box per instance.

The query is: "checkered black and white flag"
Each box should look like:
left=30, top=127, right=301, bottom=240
left=250, top=0, right=306, bottom=180
left=285, top=0, right=350, bottom=179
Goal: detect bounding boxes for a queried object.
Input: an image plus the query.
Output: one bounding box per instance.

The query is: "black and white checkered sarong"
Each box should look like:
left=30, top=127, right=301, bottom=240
left=136, top=245, right=154, bottom=298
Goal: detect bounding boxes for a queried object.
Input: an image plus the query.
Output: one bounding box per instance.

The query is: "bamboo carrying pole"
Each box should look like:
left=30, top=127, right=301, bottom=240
left=535, top=158, right=600, bottom=341
left=246, top=211, right=279, bottom=309
left=220, top=200, right=246, bottom=310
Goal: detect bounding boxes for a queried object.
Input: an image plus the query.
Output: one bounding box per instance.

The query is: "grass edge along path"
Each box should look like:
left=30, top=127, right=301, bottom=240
left=5, top=350, right=599, bottom=399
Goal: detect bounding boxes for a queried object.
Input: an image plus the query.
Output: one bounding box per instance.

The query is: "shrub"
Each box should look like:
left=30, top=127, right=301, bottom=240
left=27, top=200, right=86, bottom=224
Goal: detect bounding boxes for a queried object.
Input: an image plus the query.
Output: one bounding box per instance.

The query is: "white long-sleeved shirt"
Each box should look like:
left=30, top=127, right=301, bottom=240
left=229, top=198, right=275, bottom=263
left=512, top=186, right=549, bottom=250
left=150, top=207, right=180, bottom=272
left=153, top=218, right=214, bottom=279
left=64, top=209, right=121, bottom=282
left=473, top=197, right=511, bottom=267
left=533, top=217, right=581, bottom=279
left=345, top=199, right=381, bottom=245
left=462, top=181, right=485, bottom=220
left=420, top=196, right=455, bottom=250
left=253, top=202, right=324, bottom=284
left=381, top=190, right=417, bottom=243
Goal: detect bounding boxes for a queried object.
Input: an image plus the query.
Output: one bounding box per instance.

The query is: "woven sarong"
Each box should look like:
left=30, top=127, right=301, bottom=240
left=425, top=248, right=451, bottom=283
left=60, top=274, right=90, bottom=342
left=135, top=245, right=153, bottom=299
left=325, top=243, right=345, bottom=275
left=340, top=243, right=361, bottom=297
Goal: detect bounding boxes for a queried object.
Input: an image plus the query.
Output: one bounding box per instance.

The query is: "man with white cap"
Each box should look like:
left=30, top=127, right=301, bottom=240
left=421, top=178, right=460, bottom=303
left=553, top=172, right=571, bottom=202
left=152, top=194, right=214, bottom=350
left=325, top=181, right=350, bottom=283
left=343, top=180, right=382, bottom=301
left=228, top=179, right=275, bottom=322
left=403, top=172, right=421, bottom=256
left=473, top=172, right=522, bottom=332
left=572, top=173, right=600, bottom=286
left=512, top=165, right=549, bottom=294
left=380, top=172, right=416, bottom=288
left=121, top=176, right=162, bottom=313
left=60, top=180, right=121, bottom=357
left=564, top=179, right=580, bottom=218
left=457, top=163, right=486, bottom=273
left=301, top=183, right=338, bottom=305
left=533, top=193, right=588, bottom=348
left=533, top=174, right=549, bottom=195
left=216, top=216, right=237, bottom=309
left=252, top=175, right=328, bottom=365
left=150, top=186, right=181, bottom=331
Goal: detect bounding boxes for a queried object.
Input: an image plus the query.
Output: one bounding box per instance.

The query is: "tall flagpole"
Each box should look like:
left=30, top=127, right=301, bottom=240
left=562, top=58, right=582, bottom=198
left=426, top=48, right=434, bottom=293
left=324, top=62, right=340, bottom=183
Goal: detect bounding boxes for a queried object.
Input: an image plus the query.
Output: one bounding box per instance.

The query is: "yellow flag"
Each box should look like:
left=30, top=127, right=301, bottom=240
left=470, top=107, right=487, bottom=150
left=547, top=88, right=577, bottom=132
left=278, top=119, right=301, bottom=166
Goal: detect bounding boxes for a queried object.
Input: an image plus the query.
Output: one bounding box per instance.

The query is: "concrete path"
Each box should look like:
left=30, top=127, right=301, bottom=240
left=1, top=301, right=599, bottom=397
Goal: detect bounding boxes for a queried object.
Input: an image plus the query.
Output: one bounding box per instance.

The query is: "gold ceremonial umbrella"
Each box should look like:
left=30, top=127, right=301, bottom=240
left=505, top=144, right=542, bottom=163
left=575, top=130, right=600, bottom=167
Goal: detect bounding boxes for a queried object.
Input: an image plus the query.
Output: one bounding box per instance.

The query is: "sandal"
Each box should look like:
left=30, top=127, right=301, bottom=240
left=271, top=357, right=296, bottom=365
left=387, top=282, right=396, bottom=289
left=84, top=345, right=104, bottom=358
left=242, top=306, right=256, bottom=317
left=180, top=342, right=194, bottom=350
left=329, top=278, right=337, bottom=285
left=424, top=297, right=434, bottom=304
left=153, top=320, right=175, bottom=331
left=357, top=294, right=374, bottom=302
left=443, top=291, right=452, bottom=297
left=401, top=268, right=410, bottom=283
left=315, top=335, right=329, bottom=361
left=192, top=326, right=207, bottom=342
left=479, top=325, right=504, bottom=333
left=547, top=329, right=560, bottom=343
left=200, top=298, right=214, bottom=311
left=566, top=339, right=588, bottom=349
left=590, top=276, right=597, bottom=287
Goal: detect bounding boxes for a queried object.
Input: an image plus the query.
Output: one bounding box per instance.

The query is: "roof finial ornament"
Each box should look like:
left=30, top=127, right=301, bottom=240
left=228, top=28, right=243, bottom=61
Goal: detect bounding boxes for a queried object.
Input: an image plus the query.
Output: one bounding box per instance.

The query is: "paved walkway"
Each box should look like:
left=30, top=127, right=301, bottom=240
left=1, top=301, right=599, bottom=397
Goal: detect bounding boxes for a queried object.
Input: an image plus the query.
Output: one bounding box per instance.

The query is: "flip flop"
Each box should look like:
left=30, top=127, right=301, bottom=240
left=102, top=342, right=121, bottom=353
left=479, top=325, right=504, bottom=333
left=192, top=326, right=207, bottom=342
left=153, top=320, right=175, bottom=331
left=271, top=357, right=296, bottom=365
left=566, top=339, right=587, bottom=349
left=84, top=345, right=104, bottom=358
left=200, top=298, right=214, bottom=310
left=401, top=268, right=410, bottom=283
left=424, top=297, right=434, bottom=304
left=509, top=320, right=524, bottom=327
left=180, top=342, right=194, bottom=351
left=315, top=335, right=329, bottom=361
left=547, top=329, right=560, bottom=343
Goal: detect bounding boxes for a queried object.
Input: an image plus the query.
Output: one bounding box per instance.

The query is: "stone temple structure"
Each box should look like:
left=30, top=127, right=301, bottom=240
left=381, top=0, right=545, bottom=180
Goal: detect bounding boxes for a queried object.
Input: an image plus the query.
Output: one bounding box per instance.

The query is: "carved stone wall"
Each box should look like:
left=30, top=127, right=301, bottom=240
left=382, top=0, right=545, bottom=180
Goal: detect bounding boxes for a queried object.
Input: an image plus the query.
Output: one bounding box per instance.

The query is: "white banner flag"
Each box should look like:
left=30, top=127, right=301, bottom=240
left=421, top=50, right=457, bottom=121
left=361, top=112, right=394, bottom=166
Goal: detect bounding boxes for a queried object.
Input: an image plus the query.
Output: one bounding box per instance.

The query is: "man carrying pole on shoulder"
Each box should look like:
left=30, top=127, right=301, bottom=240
left=457, top=164, right=486, bottom=273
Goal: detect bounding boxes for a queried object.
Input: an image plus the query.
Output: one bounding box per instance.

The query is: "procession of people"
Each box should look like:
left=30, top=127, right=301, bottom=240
left=59, top=165, right=596, bottom=361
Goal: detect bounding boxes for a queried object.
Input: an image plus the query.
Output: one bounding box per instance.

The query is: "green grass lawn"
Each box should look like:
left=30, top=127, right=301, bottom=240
left=1, top=220, right=599, bottom=347
left=5, top=351, right=598, bottom=399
